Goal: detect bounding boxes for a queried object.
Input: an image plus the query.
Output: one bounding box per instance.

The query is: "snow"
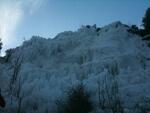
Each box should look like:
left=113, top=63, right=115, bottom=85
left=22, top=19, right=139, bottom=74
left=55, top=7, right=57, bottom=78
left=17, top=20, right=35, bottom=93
left=0, top=21, right=150, bottom=113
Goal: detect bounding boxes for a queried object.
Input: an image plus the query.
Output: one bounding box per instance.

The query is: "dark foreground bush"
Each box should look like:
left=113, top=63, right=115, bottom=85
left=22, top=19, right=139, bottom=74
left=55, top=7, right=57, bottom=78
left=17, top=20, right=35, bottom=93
left=56, top=84, right=93, bottom=113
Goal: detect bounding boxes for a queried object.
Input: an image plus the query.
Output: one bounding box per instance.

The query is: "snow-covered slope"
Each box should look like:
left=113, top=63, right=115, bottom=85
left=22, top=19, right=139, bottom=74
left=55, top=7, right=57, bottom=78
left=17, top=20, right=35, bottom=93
left=0, top=21, right=150, bottom=113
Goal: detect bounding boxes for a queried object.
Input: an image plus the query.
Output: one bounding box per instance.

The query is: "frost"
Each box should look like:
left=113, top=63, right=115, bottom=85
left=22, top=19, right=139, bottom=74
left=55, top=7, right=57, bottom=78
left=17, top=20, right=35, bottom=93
left=0, top=22, right=150, bottom=113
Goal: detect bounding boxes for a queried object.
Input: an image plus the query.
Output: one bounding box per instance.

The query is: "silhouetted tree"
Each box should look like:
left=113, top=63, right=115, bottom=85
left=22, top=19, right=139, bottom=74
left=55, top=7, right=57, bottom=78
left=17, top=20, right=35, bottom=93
left=142, top=7, right=150, bottom=34
left=0, top=38, right=2, bottom=53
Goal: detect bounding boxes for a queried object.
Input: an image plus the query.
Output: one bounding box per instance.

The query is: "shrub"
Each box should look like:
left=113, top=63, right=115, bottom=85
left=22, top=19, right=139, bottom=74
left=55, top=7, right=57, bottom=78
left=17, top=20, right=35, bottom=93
left=56, top=84, right=93, bottom=113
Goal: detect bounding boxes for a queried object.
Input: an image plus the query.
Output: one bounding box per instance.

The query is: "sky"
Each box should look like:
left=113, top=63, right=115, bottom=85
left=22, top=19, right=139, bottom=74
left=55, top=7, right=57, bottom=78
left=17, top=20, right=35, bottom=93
left=0, top=0, right=149, bottom=55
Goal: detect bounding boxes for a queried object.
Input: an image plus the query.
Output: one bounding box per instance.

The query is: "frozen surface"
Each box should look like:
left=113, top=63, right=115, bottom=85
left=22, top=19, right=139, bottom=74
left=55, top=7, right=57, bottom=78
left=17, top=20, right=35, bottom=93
left=0, top=21, right=150, bottom=113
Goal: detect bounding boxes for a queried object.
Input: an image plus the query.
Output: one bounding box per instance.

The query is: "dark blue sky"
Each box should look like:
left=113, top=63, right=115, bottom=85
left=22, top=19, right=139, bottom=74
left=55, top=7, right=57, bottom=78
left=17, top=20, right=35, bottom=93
left=0, top=0, right=149, bottom=53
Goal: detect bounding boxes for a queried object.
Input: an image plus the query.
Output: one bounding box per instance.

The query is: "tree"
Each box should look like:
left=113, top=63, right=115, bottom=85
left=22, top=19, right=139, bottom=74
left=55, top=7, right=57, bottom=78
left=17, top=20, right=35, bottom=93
left=0, top=38, right=2, bottom=52
left=142, top=7, right=150, bottom=34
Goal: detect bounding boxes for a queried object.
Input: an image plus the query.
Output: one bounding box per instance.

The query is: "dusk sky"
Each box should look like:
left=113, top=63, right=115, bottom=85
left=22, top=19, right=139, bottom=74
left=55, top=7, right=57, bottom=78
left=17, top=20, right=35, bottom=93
left=0, top=0, right=149, bottom=54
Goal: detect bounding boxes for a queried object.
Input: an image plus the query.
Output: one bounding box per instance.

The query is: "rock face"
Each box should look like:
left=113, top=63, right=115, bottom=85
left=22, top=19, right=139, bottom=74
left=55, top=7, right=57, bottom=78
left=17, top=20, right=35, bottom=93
left=0, top=21, right=150, bottom=113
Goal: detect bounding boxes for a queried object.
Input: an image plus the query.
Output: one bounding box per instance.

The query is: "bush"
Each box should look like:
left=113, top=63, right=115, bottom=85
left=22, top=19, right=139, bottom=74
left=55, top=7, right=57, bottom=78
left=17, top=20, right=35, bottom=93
left=56, top=84, right=93, bottom=113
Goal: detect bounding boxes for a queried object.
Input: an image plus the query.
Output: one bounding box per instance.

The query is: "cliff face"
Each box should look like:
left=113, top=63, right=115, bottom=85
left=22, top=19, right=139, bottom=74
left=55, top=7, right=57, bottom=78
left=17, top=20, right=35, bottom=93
left=0, top=21, right=150, bottom=113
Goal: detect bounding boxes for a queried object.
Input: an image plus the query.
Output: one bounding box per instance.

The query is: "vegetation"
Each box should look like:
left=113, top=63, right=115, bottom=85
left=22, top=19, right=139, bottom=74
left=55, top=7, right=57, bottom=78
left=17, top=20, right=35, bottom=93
left=55, top=84, right=93, bottom=113
left=97, top=75, right=124, bottom=113
left=0, top=38, right=2, bottom=53
left=142, top=8, right=150, bottom=34
left=128, top=7, right=150, bottom=37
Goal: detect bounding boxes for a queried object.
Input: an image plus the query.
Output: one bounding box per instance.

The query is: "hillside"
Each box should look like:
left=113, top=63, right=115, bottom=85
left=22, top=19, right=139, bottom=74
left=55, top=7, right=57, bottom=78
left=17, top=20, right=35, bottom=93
left=0, top=21, right=150, bottom=113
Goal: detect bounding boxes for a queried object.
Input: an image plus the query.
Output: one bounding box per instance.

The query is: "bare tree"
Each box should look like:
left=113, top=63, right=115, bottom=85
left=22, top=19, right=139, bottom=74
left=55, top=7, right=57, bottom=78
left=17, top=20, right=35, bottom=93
left=97, top=74, right=124, bottom=113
